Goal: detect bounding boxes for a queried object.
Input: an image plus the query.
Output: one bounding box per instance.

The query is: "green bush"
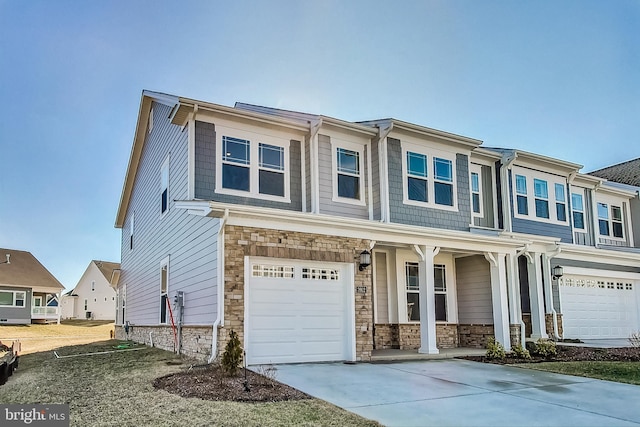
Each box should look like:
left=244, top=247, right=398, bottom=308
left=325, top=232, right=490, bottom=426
left=485, top=337, right=506, bottom=359
left=629, top=332, right=640, bottom=348
left=511, top=344, right=531, bottom=360
left=529, top=339, right=557, bottom=357
left=221, top=330, right=243, bottom=376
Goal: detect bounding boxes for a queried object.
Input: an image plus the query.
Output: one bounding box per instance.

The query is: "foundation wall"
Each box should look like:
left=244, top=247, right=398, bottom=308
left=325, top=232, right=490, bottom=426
left=115, top=324, right=213, bottom=361
left=458, top=324, right=495, bottom=348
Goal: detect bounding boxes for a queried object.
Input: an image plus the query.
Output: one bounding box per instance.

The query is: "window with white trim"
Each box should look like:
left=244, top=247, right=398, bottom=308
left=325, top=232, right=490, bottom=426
left=404, top=262, right=447, bottom=322
left=161, top=155, right=170, bottom=214
left=336, top=147, right=361, bottom=200
left=571, top=191, right=585, bottom=230
left=302, top=268, right=340, bottom=280
left=252, top=264, right=294, bottom=278
left=597, top=198, right=625, bottom=239
left=470, top=164, right=483, bottom=218
left=612, top=206, right=624, bottom=238
left=555, top=184, right=566, bottom=222
left=216, top=127, right=290, bottom=202
left=402, top=143, right=457, bottom=210
left=160, top=258, right=169, bottom=324
left=511, top=167, right=568, bottom=225
left=0, top=290, right=26, bottom=307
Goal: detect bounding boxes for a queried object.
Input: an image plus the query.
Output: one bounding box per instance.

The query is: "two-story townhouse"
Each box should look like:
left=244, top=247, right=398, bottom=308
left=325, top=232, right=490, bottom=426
left=115, top=90, right=640, bottom=364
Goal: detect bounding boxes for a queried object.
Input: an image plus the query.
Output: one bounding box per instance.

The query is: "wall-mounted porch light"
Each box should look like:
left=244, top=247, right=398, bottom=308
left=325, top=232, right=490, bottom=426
left=358, top=250, right=371, bottom=271
left=552, top=265, right=564, bottom=281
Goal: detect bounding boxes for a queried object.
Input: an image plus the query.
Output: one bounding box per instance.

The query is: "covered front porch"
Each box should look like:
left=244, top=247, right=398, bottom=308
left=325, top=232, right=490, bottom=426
left=30, top=290, right=61, bottom=324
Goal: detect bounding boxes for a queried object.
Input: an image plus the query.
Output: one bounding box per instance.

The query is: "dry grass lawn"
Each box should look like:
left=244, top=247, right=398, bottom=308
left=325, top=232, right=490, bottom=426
left=0, top=320, right=114, bottom=354
left=0, top=340, right=381, bottom=427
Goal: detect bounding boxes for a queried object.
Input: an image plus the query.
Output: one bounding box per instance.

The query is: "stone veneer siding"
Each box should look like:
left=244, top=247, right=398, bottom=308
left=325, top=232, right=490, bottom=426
left=115, top=325, right=213, bottom=361
left=219, top=226, right=374, bottom=362
left=545, top=313, right=564, bottom=338
left=510, top=324, right=522, bottom=348
left=376, top=324, right=459, bottom=350
left=458, top=324, right=495, bottom=348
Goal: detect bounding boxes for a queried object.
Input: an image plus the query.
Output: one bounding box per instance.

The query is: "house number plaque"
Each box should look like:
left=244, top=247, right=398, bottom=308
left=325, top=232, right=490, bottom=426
left=356, top=286, right=367, bottom=294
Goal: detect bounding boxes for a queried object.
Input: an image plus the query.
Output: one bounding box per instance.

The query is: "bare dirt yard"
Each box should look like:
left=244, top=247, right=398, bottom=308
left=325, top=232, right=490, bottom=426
left=0, top=320, right=114, bottom=354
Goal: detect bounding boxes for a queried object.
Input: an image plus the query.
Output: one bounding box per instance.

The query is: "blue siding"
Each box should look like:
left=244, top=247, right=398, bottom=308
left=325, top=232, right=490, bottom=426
left=387, top=137, right=471, bottom=231
left=120, top=104, right=219, bottom=326
left=194, top=121, right=303, bottom=211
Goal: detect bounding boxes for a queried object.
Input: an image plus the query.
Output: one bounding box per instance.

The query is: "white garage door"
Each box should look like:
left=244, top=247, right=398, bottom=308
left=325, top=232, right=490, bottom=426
left=561, top=275, right=639, bottom=339
left=245, top=258, right=354, bottom=365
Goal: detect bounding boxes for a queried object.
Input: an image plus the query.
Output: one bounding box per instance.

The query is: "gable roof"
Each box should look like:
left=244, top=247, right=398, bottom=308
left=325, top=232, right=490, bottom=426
left=0, top=248, right=64, bottom=290
left=589, top=158, right=640, bottom=187
left=93, top=260, right=121, bottom=282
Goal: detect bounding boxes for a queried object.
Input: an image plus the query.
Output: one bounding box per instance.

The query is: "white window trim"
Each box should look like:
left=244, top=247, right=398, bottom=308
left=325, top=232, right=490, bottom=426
left=160, top=256, right=170, bottom=324
left=470, top=163, right=484, bottom=219
left=511, top=166, right=568, bottom=226
left=161, top=154, right=170, bottom=216
left=331, top=139, right=366, bottom=206
left=0, top=290, right=26, bottom=308
left=595, top=196, right=626, bottom=242
left=215, top=125, right=291, bottom=203
left=570, top=187, right=587, bottom=232
left=401, top=141, right=459, bottom=212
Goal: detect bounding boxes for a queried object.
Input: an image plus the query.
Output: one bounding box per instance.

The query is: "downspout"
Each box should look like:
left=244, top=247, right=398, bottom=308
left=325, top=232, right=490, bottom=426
left=208, top=208, right=229, bottom=363
left=546, top=245, right=562, bottom=341
left=500, top=152, right=518, bottom=232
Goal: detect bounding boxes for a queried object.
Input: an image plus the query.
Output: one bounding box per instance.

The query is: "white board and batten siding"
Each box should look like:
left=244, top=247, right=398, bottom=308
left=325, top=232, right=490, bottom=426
left=560, top=272, right=640, bottom=339
left=455, top=255, right=493, bottom=324
left=245, top=257, right=355, bottom=365
left=119, top=102, right=219, bottom=327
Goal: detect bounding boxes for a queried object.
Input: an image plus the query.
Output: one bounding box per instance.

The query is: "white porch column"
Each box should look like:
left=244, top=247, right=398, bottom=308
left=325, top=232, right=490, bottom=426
left=415, top=245, right=439, bottom=354
left=506, top=252, right=525, bottom=347
left=485, top=252, right=511, bottom=351
left=527, top=253, right=548, bottom=339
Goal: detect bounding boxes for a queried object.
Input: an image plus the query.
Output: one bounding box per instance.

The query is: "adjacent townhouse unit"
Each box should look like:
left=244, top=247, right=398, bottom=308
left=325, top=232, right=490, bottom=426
left=61, top=260, right=120, bottom=321
left=113, top=91, right=640, bottom=364
left=0, top=248, right=64, bottom=324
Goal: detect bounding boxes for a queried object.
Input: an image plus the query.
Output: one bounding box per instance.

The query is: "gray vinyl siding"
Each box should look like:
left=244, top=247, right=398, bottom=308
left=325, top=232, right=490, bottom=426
left=632, top=196, right=640, bottom=248
left=473, top=164, right=495, bottom=228
left=507, top=171, right=573, bottom=243
left=0, top=286, right=32, bottom=324
left=194, top=121, right=303, bottom=211
left=374, top=252, right=389, bottom=323
left=120, top=102, right=219, bottom=326
left=317, top=134, right=369, bottom=219
left=573, top=187, right=595, bottom=246
left=387, top=137, right=470, bottom=230
left=455, top=256, right=493, bottom=324
left=371, top=140, right=381, bottom=221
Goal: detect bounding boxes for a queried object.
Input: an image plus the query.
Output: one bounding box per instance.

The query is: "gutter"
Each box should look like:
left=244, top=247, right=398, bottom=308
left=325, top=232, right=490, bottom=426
left=208, top=209, right=229, bottom=363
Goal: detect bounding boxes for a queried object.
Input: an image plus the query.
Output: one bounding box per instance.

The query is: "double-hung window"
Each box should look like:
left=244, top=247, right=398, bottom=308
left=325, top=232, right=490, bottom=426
left=571, top=192, right=585, bottom=230
left=433, top=158, right=454, bottom=206
left=598, top=203, right=610, bottom=236
left=336, top=148, right=361, bottom=200
left=217, top=126, right=290, bottom=201
left=534, top=179, right=549, bottom=219
left=599, top=202, right=624, bottom=238
left=407, top=152, right=428, bottom=202
left=515, top=175, right=528, bottom=215
left=612, top=206, right=624, bottom=238
left=555, top=184, right=566, bottom=222
left=404, top=262, right=448, bottom=322
left=470, top=164, right=483, bottom=217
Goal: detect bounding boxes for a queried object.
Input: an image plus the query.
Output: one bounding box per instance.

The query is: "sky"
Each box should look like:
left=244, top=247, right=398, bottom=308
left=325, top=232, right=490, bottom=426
left=0, top=0, right=638, bottom=290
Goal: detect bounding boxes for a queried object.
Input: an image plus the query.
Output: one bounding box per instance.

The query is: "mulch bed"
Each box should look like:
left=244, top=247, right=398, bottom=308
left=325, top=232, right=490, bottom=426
left=154, top=364, right=311, bottom=403
left=460, top=346, right=640, bottom=365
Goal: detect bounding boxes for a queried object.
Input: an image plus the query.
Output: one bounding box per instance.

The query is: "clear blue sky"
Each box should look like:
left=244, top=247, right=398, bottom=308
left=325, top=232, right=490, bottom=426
left=1, top=0, right=638, bottom=290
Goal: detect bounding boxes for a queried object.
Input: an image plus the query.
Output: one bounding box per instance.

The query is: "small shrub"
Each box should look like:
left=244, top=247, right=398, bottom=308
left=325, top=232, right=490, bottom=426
left=511, top=344, right=531, bottom=360
left=255, top=364, right=278, bottom=388
left=485, top=337, right=506, bottom=359
left=629, top=332, right=640, bottom=348
left=221, top=330, right=243, bottom=376
left=530, top=339, right=557, bottom=357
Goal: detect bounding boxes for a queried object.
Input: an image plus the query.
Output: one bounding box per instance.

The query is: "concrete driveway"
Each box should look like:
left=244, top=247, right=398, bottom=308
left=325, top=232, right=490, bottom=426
left=274, top=359, right=640, bottom=427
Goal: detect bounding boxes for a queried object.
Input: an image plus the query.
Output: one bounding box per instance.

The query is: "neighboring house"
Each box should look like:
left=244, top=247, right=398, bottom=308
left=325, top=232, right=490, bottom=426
left=61, top=260, right=120, bottom=321
left=113, top=90, right=640, bottom=364
left=0, top=248, right=64, bottom=325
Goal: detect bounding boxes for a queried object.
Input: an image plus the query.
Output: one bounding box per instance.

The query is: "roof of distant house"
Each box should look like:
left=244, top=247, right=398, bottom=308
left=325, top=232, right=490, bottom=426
left=92, top=260, right=120, bottom=282
left=590, top=158, right=640, bottom=187
left=0, top=248, right=64, bottom=290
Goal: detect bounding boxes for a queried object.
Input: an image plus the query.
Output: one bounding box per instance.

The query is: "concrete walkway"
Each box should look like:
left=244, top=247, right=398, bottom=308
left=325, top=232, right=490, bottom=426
left=275, top=359, right=640, bottom=427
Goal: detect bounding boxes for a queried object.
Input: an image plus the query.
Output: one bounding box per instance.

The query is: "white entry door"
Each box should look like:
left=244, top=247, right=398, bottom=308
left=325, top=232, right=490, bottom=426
left=245, top=258, right=354, bottom=365
left=560, top=275, right=639, bottom=339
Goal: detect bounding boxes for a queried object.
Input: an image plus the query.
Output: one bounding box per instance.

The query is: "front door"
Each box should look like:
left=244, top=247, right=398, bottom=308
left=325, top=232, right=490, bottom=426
left=33, top=296, right=42, bottom=307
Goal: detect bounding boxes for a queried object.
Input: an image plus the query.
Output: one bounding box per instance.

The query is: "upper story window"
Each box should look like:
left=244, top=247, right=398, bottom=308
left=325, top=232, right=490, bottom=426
left=598, top=202, right=624, bottom=239
left=160, top=155, right=170, bottom=214
left=402, top=142, right=457, bottom=211
left=555, top=184, right=567, bottom=222
left=336, top=148, right=360, bottom=199
left=470, top=164, right=483, bottom=218
left=512, top=167, right=567, bottom=225
left=216, top=127, right=290, bottom=202
left=571, top=191, right=586, bottom=231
